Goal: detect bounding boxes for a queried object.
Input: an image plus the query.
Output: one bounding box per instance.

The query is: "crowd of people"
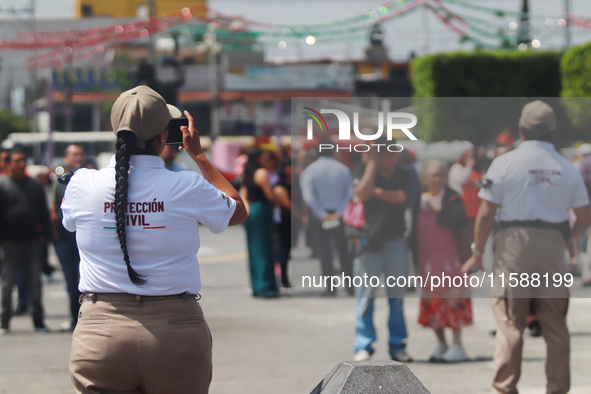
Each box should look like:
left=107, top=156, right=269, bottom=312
left=271, top=141, right=477, bottom=363
left=0, top=141, right=197, bottom=334
left=234, top=101, right=591, bottom=394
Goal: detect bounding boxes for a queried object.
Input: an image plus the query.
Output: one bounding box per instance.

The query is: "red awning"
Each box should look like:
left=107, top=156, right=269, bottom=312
left=52, top=90, right=351, bottom=104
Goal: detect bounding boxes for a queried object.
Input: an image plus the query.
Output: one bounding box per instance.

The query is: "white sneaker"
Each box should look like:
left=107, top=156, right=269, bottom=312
left=354, top=349, right=372, bottom=361
left=0, top=328, right=9, bottom=336
left=391, top=350, right=413, bottom=363
left=442, top=344, right=469, bottom=362
left=429, top=343, right=448, bottom=362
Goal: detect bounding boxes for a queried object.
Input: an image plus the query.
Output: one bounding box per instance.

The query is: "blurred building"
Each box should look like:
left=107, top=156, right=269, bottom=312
left=0, top=17, right=137, bottom=130
left=355, top=62, right=412, bottom=99
left=49, top=61, right=353, bottom=136
left=356, top=24, right=413, bottom=100
left=0, top=3, right=415, bottom=165
left=75, top=0, right=207, bottom=18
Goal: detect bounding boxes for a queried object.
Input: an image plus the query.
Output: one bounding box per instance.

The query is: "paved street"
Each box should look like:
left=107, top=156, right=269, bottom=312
left=1, top=225, right=591, bottom=393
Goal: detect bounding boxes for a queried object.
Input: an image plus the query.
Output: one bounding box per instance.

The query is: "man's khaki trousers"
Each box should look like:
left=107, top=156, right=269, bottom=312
left=492, top=227, right=570, bottom=394
left=492, top=297, right=569, bottom=394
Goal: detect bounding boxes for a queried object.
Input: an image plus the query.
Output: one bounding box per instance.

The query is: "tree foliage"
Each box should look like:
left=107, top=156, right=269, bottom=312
left=560, top=42, right=591, bottom=140
left=410, top=51, right=563, bottom=143
left=0, top=110, right=29, bottom=144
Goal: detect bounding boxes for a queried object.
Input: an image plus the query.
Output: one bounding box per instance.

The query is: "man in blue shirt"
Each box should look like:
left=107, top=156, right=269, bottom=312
left=300, top=144, right=353, bottom=295
left=52, top=144, right=85, bottom=331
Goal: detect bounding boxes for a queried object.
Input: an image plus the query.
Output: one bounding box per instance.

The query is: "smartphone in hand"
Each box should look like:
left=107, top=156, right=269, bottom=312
left=166, top=117, right=189, bottom=145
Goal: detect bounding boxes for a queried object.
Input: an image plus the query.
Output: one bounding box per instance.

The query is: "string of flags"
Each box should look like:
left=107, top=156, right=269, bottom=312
left=0, top=0, right=587, bottom=70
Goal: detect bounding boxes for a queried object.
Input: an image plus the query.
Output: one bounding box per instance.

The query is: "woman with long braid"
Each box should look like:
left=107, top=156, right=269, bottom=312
left=114, top=130, right=147, bottom=286
left=61, top=86, right=247, bottom=394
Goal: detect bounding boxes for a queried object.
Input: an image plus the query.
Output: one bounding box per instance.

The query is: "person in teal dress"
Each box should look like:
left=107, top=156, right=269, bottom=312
left=240, top=148, right=280, bottom=297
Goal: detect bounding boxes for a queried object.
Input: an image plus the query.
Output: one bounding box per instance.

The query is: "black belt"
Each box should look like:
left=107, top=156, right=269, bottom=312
left=499, top=220, right=570, bottom=242
left=80, top=291, right=201, bottom=304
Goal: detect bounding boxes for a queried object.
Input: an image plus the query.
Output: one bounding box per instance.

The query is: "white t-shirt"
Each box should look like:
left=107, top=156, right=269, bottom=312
left=61, top=155, right=236, bottom=295
left=478, top=140, right=589, bottom=223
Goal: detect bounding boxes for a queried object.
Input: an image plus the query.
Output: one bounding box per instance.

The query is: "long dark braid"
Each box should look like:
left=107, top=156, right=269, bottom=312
left=115, top=131, right=147, bottom=286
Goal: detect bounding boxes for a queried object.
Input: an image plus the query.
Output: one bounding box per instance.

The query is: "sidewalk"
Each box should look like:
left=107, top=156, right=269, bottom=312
left=1, top=225, right=591, bottom=393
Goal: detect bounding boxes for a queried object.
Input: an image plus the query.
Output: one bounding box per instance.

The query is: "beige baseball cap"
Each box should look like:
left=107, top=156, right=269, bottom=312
left=111, top=85, right=182, bottom=149
left=519, top=100, right=556, bottom=132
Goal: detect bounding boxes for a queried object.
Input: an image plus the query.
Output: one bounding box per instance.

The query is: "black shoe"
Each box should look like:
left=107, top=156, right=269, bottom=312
left=42, top=265, right=56, bottom=276
left=528, top=321, right=542, bottom=337
left=281, top=279, right=292, bottom=288
left=14, top=305, right=28, bottom=316
left=34, top=322, right=49, bottom=333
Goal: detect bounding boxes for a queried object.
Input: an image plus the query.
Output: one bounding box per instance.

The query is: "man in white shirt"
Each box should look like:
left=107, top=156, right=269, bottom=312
left=464, top=101, right=591, bottom=394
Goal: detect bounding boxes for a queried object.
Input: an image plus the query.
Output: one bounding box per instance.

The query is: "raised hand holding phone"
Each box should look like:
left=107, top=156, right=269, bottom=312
left=179, top=110, right=203, bottom=158
left=165, top=117, right=188, bottom=145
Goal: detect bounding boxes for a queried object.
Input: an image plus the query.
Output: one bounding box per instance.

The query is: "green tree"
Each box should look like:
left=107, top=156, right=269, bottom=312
left=0, top=110, right=29, bottom=144
left=410, top=50, right=563, bottom=143
left=560, top=42, right=591, bottom=140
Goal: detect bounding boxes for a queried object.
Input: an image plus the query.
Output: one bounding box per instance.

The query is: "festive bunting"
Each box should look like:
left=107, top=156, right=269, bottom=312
left=0, top=0, right=585, bottom=70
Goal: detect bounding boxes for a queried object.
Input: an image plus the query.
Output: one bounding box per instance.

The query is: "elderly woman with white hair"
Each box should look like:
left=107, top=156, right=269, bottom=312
left=412, top=159, right=473, bottom=363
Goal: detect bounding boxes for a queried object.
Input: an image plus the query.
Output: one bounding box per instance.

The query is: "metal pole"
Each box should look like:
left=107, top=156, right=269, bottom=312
left=297, top=41, right=303, bottom=63
left=206, top=30, right=219, bottom=138
left=564, top=0, right=572, bottom=49
left=45, top=78, right=55, bottom=166
left=420, top=1, right=430, bottom=55
left=149, top=0, right=156, bottom=63
left=5, top=63, right=13, bottom=109
left=30, top=0, right=42, bottom=163
left=64, top=48, right=73, bottom=132
left=518, top=0, right=530, bottom=46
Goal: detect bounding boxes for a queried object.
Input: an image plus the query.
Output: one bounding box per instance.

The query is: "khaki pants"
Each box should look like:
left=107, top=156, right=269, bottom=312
left=70, top=293, right=212, bottom=394
left=492, top=226, right=570, bottom=394
left=493, top=298, right=570, bottom=394
left=492, top=298, right=569, bottom=394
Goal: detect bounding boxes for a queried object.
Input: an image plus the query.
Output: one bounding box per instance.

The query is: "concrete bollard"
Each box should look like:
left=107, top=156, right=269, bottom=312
left=310, top=361, right=431, bottom=394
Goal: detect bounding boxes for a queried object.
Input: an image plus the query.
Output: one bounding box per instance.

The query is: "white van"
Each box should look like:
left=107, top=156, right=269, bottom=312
left=1, top=131, right=117, bottom=168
